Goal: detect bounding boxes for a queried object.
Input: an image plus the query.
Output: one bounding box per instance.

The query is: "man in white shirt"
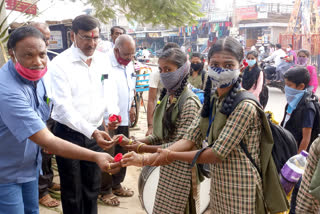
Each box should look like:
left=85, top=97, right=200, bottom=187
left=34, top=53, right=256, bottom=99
left=50, top=15, right=119, bottom=214
left=29, top=22, right=61, bottom=208
left=100, top=35, right=136, bottom=204
left=264, top=43, right=286, bottom=67
left=97, top=26, right=125, bottom=53
left=142, top=47, right=150, bottom=59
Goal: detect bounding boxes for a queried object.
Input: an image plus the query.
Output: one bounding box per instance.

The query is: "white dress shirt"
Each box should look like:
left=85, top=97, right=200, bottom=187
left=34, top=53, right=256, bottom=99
left=149, top=67, right=163, bottom=100
left=107, top=50, right=136, bottom=126
left=42, top=56, right=52, bottom=99
left=50, top=44, right=119, bottom=138
left=264, top=48, right=286, bottom=67
left=97, top=40, right=114, bottom=54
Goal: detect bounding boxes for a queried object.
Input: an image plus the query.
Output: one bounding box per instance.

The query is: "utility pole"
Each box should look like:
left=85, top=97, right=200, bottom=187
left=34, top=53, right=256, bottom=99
left=232, top=0, right=237, bottom=28
left=230, top=0, right=239, bottom=38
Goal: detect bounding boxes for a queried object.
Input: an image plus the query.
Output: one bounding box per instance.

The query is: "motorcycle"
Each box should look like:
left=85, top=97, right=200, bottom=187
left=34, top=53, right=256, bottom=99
left=260, top=61, right=285, bottom=93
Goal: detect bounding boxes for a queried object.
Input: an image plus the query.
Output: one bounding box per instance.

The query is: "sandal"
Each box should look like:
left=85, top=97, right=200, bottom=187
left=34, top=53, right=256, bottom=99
left=49, top=183, right=60, bottom=191
left=99, top=194, right=120, bottom=206
left=112, top=186, right=134, bottom=197
left=39, top=194, right=60, bottom=207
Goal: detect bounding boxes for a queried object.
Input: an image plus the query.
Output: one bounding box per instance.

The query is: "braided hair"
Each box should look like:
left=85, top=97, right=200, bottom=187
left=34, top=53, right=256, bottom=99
left=219, top=76, right=242, bottom=115
left=201, top=37, right=244, bottom=118
left=201, top=77, right=212, bottom=118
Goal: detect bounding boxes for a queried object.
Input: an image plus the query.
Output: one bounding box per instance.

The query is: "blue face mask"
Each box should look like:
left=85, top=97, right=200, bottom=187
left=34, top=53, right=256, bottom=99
left=247, top=59, right=256, bottom=67
left=284, top=85, right=306, bottom=114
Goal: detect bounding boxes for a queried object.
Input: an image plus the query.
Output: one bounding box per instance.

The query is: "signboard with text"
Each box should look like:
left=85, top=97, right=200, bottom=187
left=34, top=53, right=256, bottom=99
left=48, top=31, right=63, bottom=50
left=5, top=0, right=37, bottom=15
left=148, top=32, right=161, bottom=38
left=236, top=7, right=258, bottom=21
left=209, top=12, right=231, bottom=22
left=136, top=33, right=146, bottom=38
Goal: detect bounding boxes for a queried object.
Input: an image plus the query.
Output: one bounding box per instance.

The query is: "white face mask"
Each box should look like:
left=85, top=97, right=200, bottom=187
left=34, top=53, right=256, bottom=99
left=208, top=67, right=240, bottom=88
left=74, top=37, right=93, bottom=62
left=286, top=48, right=291, bottom=52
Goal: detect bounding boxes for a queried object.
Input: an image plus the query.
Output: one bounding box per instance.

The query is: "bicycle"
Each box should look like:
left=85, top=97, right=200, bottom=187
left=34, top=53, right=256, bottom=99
left=130, top=61, right=151, bottom=128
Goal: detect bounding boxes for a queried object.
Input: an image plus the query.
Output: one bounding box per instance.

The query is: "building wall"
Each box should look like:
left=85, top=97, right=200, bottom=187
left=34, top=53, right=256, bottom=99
left=271, top=26, right=287, bottom=44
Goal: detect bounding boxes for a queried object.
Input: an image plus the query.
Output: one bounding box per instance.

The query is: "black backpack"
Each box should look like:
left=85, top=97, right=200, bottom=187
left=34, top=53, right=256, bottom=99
left=190, top=91, right=291, bottom=213
left=305, top=94, right=320, bottom=144
left=228, top=91, right=298, bottom=173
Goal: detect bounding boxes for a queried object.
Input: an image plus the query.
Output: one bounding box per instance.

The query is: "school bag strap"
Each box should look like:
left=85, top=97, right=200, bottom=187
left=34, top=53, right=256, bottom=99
left=239, top=140, right=263, bottom=178
left=177, top=88, right=201, bottom=112
left=190, top=144, right=214, bottom=169
left=226, top=91, right=262, bottom=116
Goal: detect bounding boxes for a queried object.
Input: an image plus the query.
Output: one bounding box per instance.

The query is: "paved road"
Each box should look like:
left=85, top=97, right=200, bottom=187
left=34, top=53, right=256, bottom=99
left=265, top=86, right=287, bottom=122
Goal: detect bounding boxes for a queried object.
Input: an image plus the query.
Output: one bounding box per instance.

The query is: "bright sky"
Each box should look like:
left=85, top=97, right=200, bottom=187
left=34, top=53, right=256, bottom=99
left=6, top=0, right=295, bottom=24
left=6, top=0, right=88, bottom=24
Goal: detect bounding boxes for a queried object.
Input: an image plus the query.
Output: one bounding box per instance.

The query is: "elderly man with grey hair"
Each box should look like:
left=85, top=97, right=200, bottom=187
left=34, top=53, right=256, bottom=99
left=99, top=34, right=136, bottom=206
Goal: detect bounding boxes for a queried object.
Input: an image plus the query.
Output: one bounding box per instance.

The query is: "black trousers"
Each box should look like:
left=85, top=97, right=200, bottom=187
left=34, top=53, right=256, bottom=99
left=100, top=126, right=129, bottom=195
left=38, top=118, right=56, bottom=198
left=53, top=122, right=103, bottom=214
left=38, top=151, right=54, bottom=198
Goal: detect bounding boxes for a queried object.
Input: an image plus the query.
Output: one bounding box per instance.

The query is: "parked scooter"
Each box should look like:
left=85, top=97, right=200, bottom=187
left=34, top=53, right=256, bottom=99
left=260, top=61, right=285, bottom=93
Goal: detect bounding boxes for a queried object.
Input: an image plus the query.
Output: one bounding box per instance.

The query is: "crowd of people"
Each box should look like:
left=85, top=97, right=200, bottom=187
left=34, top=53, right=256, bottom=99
left=0, top=14, right=320, bottom=214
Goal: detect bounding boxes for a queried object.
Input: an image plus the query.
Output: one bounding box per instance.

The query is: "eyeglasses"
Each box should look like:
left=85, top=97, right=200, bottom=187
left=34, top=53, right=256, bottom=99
left=77, top=33, right=100, bottom=42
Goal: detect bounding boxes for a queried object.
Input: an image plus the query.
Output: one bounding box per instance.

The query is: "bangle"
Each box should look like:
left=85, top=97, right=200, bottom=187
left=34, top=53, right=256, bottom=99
left=128, top=139, right=133, bottom=145
left=147, top=124, right=153, bottom=128
left=166, top=150, right=171, bottom=163
left=137, top=143, right=145, bottom=153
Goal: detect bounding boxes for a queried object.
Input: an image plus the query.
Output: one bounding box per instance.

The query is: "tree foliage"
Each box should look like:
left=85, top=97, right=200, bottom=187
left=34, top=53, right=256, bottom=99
left=89, top=0, right=203, bottom=28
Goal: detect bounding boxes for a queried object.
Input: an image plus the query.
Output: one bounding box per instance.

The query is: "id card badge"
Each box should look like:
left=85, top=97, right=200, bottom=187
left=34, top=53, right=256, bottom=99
left=44, top=94, right=53, bottom=109
left=202, top=138, right=209, bottom=148
left=101, top=74, right=109, bottom=86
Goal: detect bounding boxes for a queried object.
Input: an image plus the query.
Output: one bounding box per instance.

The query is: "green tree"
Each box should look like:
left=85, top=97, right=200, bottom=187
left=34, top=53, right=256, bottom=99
left=0, top=0, right=44, bottom=67
left=90, top=0, right=203, bottom=27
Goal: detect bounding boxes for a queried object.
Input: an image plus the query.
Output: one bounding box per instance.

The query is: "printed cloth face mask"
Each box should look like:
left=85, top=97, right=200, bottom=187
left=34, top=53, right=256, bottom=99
left=296, top=57, right=308, bottom=66
left=160, top=62, right=190, bottom=93
left=208, top=66, right=240, bottom=88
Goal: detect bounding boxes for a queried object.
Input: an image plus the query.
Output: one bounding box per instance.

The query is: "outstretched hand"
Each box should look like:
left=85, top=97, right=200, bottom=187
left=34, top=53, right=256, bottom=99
left=121, top=150, right=174, bottom=167
left=121, top=151, right=143, bottom=167
left=108, top=121, right=120, bottom=130
left=95, top=153, right=121, bottom=174
left=113, top=134, right=130, bottom=146
left=149, top=148, right=173, bottom=166
left=114, top=135, right=142, bottom=153
left=93, top=130, right=116, bottom=151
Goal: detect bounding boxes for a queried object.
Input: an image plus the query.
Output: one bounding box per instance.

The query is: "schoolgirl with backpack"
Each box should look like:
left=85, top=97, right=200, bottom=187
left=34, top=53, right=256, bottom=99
left=122, top=37, right=290, bottom=214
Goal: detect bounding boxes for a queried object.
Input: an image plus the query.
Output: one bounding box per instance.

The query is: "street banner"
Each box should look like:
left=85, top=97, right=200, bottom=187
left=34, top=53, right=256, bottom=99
left=236, top=6, right=258, bottom=21
left=5, top=0, right=37, bottom=15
